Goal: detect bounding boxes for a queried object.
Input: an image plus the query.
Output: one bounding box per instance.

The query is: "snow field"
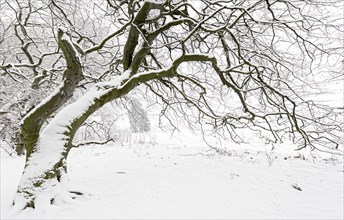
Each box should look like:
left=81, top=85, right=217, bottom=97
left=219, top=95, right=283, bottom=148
left=1, top=131, right=343, bottom=219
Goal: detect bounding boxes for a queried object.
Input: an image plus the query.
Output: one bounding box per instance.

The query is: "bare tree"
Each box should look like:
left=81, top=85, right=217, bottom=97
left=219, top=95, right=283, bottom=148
left=0, top=0, right=343, bottom=209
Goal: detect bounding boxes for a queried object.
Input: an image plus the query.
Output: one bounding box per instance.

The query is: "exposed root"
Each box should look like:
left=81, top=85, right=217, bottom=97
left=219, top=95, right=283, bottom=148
left=13, top=177, right=88, bottom=210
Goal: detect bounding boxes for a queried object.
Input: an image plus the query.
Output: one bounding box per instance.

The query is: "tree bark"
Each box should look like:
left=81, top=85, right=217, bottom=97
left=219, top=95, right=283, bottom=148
left=16, top=29, right=83, bottom=157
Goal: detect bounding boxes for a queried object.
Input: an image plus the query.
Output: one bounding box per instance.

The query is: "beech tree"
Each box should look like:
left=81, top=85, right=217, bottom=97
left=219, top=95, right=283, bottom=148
left=0, top=0, right=343, bottom=209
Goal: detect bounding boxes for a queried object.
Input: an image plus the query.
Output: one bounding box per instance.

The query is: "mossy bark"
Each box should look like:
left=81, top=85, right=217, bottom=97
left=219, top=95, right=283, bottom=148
left=17, top=29, right=83, bottom=159
left=13, top=30, right=83, bottom=209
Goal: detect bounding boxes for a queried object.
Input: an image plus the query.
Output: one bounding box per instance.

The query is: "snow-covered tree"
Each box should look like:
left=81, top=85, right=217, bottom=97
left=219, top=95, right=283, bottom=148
left=128, top=98, right=150, bottom=133
left=0, top=0, right=343, bottom=209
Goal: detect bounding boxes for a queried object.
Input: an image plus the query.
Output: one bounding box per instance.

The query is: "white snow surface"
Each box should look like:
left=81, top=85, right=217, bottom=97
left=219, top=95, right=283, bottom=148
left=1, top=130, right=343, bottom=219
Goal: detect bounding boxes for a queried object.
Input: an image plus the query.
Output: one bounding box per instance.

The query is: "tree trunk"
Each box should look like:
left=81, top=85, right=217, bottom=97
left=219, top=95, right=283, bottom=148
left=14, top=84, right=121, bottom=209
left=16, top=29, right=83, bottom=157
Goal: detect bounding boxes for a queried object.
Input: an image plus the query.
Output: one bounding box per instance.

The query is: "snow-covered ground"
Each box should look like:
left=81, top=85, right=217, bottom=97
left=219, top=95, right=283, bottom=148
left=1, top=131, right=343, bottom=219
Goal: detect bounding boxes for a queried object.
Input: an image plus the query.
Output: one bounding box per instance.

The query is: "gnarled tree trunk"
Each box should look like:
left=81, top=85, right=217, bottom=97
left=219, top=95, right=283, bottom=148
left=13, top=30, right=83, bottom=209
left=14, top=76, right=134, bottom=209
left=17, top=29, right=83, bottom=158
